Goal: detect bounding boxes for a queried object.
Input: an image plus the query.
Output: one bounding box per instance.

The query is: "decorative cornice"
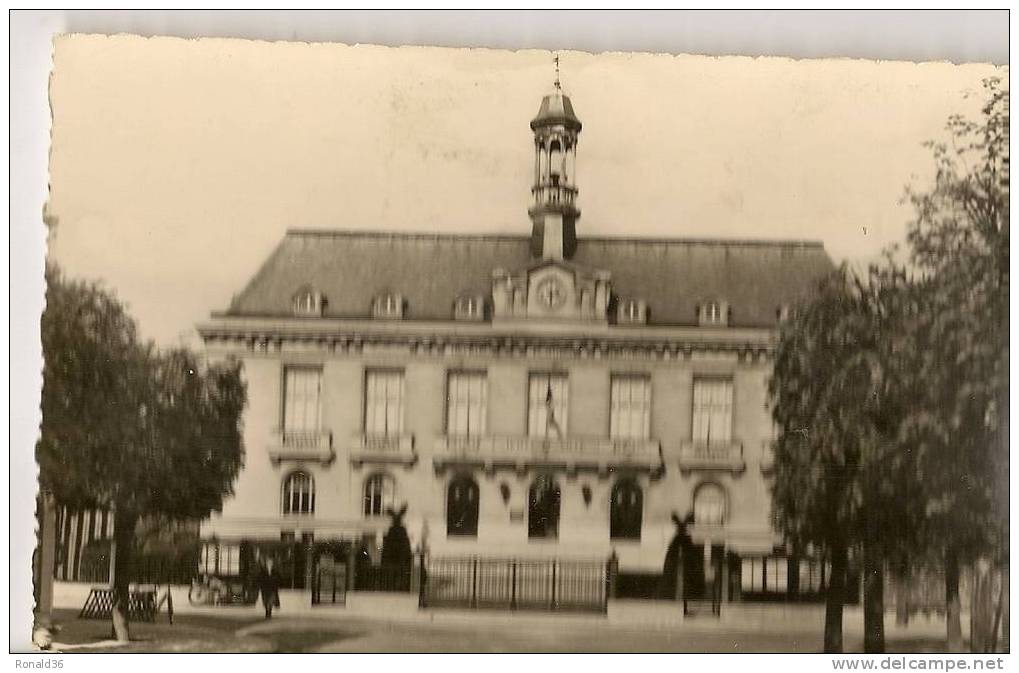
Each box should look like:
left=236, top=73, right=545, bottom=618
left=198, top=317, right=776, bottom=362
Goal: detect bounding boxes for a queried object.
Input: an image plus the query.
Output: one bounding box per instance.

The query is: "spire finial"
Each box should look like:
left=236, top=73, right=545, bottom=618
left=553, top=53, right=561, bottom=91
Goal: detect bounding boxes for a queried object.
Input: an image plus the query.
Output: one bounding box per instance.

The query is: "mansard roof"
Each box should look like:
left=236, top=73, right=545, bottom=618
left=222, top=229, right=834, bottom=328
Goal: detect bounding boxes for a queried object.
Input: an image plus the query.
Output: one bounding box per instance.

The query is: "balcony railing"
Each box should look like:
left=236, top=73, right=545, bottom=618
left=268, top=429, right=334, bottom=464
left=531, top=184, right=578, bottom=210
left=350, top=434, right=417, bottom=466
left=434, top=435, right=662, bottom=472
left=677, top=440, right=746, bottom=473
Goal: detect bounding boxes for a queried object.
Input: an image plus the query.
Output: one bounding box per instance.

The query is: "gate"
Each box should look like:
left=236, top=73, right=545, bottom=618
left=311, top=553, right=347, bottom=606
left=421, top=556, right=609, bottom=613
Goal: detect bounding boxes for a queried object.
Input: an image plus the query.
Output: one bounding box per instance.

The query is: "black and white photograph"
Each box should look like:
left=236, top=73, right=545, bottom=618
left=13, top=9, right=1010, bottom=659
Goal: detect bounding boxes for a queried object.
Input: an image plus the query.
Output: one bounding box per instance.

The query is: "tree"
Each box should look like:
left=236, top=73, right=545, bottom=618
left=37, top=267, right=246, bottom=641
left=769, top=265, right=925, bottom=653
left=904, top=77, right=1008, bottom=651
left=770, top=269, right=864, bottom=653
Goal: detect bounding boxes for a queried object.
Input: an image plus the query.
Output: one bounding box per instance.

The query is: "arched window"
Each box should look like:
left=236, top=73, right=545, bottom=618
left=699, top=300, right=729, bottom=326
left=363, top=473, right=396, bottom=518
left=693, top=483, right=727, bottom=526
left=706, top=302, right=721, bottom=323
left=454, top=295, right=483, bottom=321
left=282, top=471, right=315, bottom=515
left=292, top=286, right=323, bottom=316
left=528, top=475, right=561, bottom=539
left=549, top=139, right=563, bottom=186
left=373, top=292, right=404, bottom=319
left=610, top=478, right=643, bottom=540
left=446, top=475, right=479, bottom=537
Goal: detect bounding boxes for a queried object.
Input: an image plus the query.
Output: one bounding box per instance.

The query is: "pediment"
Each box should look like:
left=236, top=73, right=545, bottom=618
left=491, top=259, right=611, bottom=322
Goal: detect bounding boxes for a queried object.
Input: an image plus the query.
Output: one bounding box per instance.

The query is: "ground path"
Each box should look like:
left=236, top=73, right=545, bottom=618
left=47, top=608, right=956, bottom=653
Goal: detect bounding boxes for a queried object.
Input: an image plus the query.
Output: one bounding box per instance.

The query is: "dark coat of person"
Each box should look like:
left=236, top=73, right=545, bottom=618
left=257, top=562, right=282, bottom=608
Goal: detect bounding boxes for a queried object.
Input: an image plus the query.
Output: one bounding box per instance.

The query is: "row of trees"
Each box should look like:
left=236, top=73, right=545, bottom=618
left=36, top=267, right=247, bottom=641
left=769, top=78, right=1008, bottom=653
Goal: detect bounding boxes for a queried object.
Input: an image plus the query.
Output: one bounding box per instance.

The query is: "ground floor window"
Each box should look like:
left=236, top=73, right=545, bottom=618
left=741, top=556, right=788, bottom=593
left=446, top=475, right=479, bottom=537
left=610, top=478, right=643, bottom=540
left=693, top=482, right=726, bottom=525
left=282, top=471, right=315, bottom=515
left=363, top=472, right=396, bottom=517
left=528, top=475, right=561, bottom=539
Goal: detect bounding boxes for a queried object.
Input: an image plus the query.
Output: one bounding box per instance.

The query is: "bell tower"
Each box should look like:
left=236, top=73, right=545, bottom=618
left=529, top=56, right=582, bottom=261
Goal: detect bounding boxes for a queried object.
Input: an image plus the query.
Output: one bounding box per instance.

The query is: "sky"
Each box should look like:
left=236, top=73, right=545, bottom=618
left=47, top=35, right=1002, bottom=345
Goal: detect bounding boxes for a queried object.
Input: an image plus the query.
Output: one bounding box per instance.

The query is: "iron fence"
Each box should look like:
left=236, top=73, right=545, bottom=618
left=76, top=553, right=199, bottom=586
left=355, top=564, right=412, bottom=592
left=421, top=556, right=609, bottom=613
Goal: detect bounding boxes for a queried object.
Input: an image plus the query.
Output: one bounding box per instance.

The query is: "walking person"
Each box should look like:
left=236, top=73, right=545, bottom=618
left=257, top=557, right=281, bottom=619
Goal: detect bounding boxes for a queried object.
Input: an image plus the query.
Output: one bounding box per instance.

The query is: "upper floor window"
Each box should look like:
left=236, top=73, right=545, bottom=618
left=611, top=375, right=651, bottom=440
left=692, top=378, right=733, bottom=445
left=447, top=371, right=487, bottom=437
left=282, top=471, right=315, bottom=515
left=454, top=295, right=484, bottom=321
left=365, top=370, right=404, bottom=436
left=363, top=473, right=396, bottom=518
left=283, top=366, right=322, bottom=434
left=373, top=292, right=404, bottom=319
left=776, top=304, right=792, bottom=323
left=693, top=482, right=727, bottom=526
left=292, top=286, right=325, bottom=316
left=528, top=373, right=568, bottom=438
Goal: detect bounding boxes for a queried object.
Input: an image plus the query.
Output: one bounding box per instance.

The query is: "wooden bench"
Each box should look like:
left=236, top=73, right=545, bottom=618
left=79, top=586, right=174, bottom=623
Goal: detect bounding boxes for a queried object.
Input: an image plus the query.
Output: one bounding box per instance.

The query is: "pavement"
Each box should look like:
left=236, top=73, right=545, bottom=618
left=43, top=581, right=972, bottom=653
left=41, top=596, right=966, bottom=653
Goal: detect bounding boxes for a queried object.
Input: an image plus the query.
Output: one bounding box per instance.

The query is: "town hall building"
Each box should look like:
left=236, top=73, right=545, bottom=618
left=197, top=79, right=834, bottom=608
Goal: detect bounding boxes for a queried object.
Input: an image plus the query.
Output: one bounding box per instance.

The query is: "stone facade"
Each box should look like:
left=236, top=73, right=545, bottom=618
left=197, top=85, right=833, bottom=592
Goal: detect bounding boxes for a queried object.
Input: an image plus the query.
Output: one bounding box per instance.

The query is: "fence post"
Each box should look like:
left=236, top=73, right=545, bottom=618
left=551, top=560, right=557, bottom=610
left=417, top=551, right=427, bottom=608
left=511, top=560, right=517, bottom=610
left=471, top=558, right=478, bottom=608
left=606, top=551, right=618, bottom=611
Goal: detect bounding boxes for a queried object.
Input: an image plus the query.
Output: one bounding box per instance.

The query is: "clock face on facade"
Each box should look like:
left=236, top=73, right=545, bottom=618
left=536, top=277, right=567, bottom=310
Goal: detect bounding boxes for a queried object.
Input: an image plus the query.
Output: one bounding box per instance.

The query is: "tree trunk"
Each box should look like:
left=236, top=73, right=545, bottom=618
left=863, top=546, right=885, bottom=653
left=824, top=545, right=847, bottom=653
left=895, top=560, right=910, bottom=626
left=32, top=493, right=58, bottom=649
left=111, top=508, right=137, bottom=642
left=945, top=549, right=963, bottom=652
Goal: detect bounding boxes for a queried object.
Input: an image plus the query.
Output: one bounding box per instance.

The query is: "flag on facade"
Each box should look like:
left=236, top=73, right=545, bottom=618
left=545, top=380, right=562, bottom=438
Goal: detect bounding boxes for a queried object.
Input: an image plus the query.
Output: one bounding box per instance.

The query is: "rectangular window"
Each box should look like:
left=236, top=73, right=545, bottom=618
left=283, top=366, right=322, bottom=432
left=528, top=373, right=568, bottom=438
left=447, top=372, right=487, bottom=436
left=692, top=378, right=733, bottom=444
left=365, top=370, right=404, bottom=436
left=610, top=375, right=651, bottom=439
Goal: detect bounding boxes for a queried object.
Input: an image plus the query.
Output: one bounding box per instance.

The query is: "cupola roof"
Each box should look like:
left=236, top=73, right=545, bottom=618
left=530, top=91, right=582, bottom=132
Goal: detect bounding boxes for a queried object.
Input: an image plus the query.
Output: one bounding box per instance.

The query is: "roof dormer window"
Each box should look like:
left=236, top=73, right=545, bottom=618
left=292, top=286, right=324, bottom=316
left=373, top=291, right=404, bottom=319
left=454, top=295, right=484, bottom=321
left=776, top=304, right=792, bottom=323
left=698, top=300, right=729, bottom=327
left=617, top=298, right=647, bottom=324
